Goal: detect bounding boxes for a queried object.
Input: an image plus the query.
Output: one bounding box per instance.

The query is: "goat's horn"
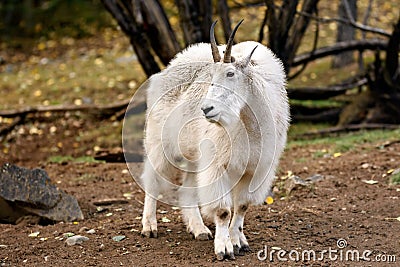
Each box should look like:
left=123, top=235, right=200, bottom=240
left=223, top=19, right=244, bottom=63
left=210, top=20, right=221, bottom=63
left=243, top=45, right=258, bottom=67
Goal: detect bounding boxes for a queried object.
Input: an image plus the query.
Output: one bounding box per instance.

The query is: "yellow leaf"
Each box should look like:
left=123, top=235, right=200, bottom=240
left=333, top=152, right=342, bottom=158
left=34, top=90, right=42, bottom=97
left=74, top=99, right=82, bottom=105
left=37, top=42, right=46, bottom=50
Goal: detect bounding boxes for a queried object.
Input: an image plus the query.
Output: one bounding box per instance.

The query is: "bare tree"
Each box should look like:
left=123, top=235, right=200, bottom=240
left=263, top=0, right=319, bottom=73
left=102, top=0, right=163, bottom=76
left=101, top=0, right=400, bottom=125
left=332, top=0, right=357, bottom=68
left=174, top=0, right=212, bottom=44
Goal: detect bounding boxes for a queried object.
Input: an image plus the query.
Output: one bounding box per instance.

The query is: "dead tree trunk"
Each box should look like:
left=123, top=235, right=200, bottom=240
left=338, top=18, right=400, bottom=125
left=132, top=0, right=181, bottom=65
left=332, top=0, right=357, bottom=68
left=175, top=0, right=212, bottom=45
left=264, top=0, right=319, bottom=73
left=217, top=0, right=232, bottom=42
left=101, top=0, right=161, bottom=76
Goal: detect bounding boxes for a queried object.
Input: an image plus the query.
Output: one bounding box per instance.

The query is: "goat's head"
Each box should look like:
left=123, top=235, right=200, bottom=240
left=201, top=20, right=258, bottom=125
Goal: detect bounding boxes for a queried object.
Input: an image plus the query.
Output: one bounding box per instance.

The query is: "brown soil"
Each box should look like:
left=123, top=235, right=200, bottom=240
left=0, top=117, right=399, bottom=267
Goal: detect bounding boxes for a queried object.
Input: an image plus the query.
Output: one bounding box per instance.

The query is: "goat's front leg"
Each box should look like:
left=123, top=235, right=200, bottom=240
left=197, top=169, right=235, bottom=260
left=141, top=193, right=158, bottom=238
left=179, top=171, right=212, bottom=240
left=214, top=208, right=235, bottom=260
left=229, top=203, right=250, bottom=255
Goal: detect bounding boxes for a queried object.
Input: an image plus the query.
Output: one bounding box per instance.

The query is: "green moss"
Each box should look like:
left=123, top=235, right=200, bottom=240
left=48, top=155, right=104, bottom=164
left=390, top=172, right=400, bottom=185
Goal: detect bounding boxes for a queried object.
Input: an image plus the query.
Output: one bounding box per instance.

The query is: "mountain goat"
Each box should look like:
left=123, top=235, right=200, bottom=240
left=138, top=20, right=290, bottom=260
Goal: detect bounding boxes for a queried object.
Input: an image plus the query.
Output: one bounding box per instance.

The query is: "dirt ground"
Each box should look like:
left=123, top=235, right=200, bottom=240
left=0, top=117, right=399, bottom=267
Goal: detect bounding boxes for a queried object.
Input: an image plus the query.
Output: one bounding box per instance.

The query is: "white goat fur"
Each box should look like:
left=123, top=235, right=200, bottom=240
left=140, top=40, right=290, bottom=259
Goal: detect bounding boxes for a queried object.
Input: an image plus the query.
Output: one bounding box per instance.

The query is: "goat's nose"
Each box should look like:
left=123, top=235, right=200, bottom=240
left=201, top=106, right=214, bottom=116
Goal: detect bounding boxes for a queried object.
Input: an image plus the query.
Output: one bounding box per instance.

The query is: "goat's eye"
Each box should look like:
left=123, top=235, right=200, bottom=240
left=227, top=71, right=234, bottom=77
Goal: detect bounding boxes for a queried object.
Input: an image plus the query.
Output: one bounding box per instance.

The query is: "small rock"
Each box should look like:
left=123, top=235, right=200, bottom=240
left=112, top=235, right=126, bottom=242
left=86, top=229, right=96, bottom=234
left=28, top=231, right=40, bottom=238
left=99, top=243, right=105, bottom=251
left=361, top=163, right=370, bottom=169
left=65, top=235, right=89, bottom=246
left=0, top=244, right=7, bottom=248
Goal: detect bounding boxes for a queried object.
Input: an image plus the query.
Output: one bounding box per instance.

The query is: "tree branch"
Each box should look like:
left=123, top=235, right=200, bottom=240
left=292, top=39, right=387, bottom=67
left=295, top=8, right=390, bottom=37
left=288, top=77, right=367, bottom=100
left=0, top=99, right=139, bottom=118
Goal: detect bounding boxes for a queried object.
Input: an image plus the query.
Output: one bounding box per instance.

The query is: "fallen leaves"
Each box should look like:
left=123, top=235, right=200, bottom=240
left=333, top=152, right=342, bottom=158
left=266, top=196, right=274, bottom=205
left=362, top=179, right=379, bottom=185
left=161, top=217, right=171, bottom=223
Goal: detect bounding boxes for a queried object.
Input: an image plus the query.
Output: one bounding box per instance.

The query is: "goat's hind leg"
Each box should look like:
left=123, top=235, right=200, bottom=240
left=229, top=179, right=252, bottom=255
left=230, top=202, right=250, bottom=255
left=141, top=159, right=160, bottom=238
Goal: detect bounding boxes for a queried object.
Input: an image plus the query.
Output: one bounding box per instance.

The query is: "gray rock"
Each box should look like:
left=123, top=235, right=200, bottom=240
left=112, top=235, right=126, bottom=242
left=285, top=174, right=325, bottom=194
left=0, top=163, right=83, bottom=223
left=65, top=235, right=89, bottom=246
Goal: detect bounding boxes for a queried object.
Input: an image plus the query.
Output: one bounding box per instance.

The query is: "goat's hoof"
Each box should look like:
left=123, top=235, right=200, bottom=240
left=227, top=252, right=235, bottom=260
left=141, top=230, right=158, bottom=238
left=233, top=244, right=251, bottom=255
left=241, top=244, right=251, bottom=252
left=216, top=251, right=235, bottom=261
left=196, top=232, right=212, bottom=241
left=216, top=252, right=225, bottom=261
left=233, top=245, right=245, bottom=256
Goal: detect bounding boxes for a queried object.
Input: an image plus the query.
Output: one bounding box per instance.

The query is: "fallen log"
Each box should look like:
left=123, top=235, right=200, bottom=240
left=288, top=77, right=367, bottom=100
left=0, top=99, right=132, bottom=118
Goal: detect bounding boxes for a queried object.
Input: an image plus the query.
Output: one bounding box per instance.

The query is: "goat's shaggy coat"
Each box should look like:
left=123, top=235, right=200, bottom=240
left=139, top=23, right=289, bottom=260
